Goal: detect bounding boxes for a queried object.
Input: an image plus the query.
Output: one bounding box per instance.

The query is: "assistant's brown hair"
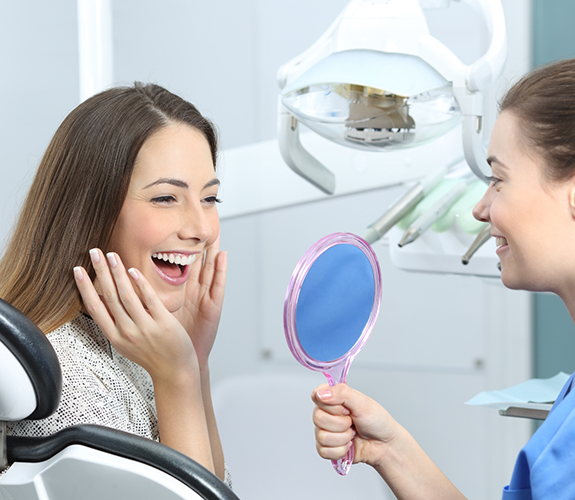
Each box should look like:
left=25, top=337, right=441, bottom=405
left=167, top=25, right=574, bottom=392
left=0, top=82, right=218, bottom=333
left=500, top=58, right=575, bottom=182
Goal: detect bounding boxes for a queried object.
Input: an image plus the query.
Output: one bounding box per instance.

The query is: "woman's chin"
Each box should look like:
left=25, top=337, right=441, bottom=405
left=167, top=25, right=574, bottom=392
left=501, top=269, right=549, bottom=293
left=500, top=268, right=524, bottom=291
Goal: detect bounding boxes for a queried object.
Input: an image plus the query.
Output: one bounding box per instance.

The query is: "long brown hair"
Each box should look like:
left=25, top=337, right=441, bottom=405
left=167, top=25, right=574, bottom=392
left=0, top=82, right=218, bottom=333
left=500, top=58, right=575, bottom=182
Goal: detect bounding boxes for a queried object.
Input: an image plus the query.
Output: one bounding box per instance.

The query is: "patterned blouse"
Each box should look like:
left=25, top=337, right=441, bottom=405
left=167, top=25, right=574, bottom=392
left=6, top=313, right=232, bottom=488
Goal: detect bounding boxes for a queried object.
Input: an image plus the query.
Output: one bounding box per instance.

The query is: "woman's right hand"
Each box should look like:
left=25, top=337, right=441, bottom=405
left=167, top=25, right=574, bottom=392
left=73, top=248, right=199, bottom=383
left=311, top=383, right=399, bottom=471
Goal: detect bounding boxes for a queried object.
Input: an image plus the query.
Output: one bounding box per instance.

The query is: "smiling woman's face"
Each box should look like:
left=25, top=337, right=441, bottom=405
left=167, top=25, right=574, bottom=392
left=108, top=124, right=220, bottom=313
left=473, top=110, right=575, bottom=294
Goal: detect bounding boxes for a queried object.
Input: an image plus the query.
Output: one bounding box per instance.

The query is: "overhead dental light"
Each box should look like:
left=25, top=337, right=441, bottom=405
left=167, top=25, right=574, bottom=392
left=277, top=0, right=507, bottom=194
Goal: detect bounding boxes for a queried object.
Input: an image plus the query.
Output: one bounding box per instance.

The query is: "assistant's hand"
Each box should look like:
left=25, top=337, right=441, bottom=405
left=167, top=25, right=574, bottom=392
left=313, top=384, right=468, bottom=500
left=172, top=236, right=227, bottom=368
left=312, top=383, right=399, bottom=471
left=74, top=248, right=199, bottom=383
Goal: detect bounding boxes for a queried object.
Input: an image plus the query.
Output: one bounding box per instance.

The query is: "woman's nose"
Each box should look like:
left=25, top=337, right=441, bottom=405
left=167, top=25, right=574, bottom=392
left=180, top=204, right=212, bottom=242
left=472, top=188, right=492, bottom=223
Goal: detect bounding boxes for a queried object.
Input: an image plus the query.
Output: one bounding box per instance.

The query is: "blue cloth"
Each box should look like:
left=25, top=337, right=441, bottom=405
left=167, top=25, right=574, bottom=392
left=502, top=372, right=575, bottom=499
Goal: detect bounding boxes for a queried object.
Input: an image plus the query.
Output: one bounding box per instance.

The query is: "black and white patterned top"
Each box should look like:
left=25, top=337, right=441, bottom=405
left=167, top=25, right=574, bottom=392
left=6, top=313, right=232, bottom=488
left=8, top=313, right=159, bottom=439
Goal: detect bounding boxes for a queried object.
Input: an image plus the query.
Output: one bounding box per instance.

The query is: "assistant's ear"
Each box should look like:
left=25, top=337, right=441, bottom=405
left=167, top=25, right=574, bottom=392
left=568, top=179, right=575, bottom=219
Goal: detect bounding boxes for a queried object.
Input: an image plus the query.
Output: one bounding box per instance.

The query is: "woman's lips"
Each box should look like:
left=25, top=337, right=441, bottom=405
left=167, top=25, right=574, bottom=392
left=151, top=252, right=197, bottom=286
left=495, top=236, right=508, bottom=254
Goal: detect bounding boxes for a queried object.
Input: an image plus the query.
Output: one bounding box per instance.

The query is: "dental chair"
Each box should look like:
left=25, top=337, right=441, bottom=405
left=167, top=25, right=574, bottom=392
left=0, top=299, right=239, bottom=500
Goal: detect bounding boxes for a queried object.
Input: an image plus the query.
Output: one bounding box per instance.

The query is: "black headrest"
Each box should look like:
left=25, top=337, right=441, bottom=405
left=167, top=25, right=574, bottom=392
left=0, top=298, right=62, bottom=420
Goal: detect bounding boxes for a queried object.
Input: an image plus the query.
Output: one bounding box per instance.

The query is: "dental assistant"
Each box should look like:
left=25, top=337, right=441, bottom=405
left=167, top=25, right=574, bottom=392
left=311, top=58, right=575, bottom=499
left=2, top=83, right=231, bottom=487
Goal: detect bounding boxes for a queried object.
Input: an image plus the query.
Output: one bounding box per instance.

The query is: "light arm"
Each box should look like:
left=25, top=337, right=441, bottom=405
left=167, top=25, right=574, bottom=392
left=465, top=0, right=508, bottom=91
left=278, top=100, right=336, bottom=195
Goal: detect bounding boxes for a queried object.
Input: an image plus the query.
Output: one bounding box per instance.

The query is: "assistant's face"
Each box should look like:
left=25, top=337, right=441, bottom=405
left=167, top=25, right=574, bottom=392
left=108, top=124, right=220, bottom=313
left=473, top=111, right=575, bottom=293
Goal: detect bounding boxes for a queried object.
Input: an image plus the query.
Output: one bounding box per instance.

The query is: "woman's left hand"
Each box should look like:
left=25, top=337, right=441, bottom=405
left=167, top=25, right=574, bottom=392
left=172, top=236, right=227, bottom=368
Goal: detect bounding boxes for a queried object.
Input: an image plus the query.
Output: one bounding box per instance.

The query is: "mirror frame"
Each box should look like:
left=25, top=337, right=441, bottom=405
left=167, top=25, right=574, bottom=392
left=283, top=232, right=382, bottom=377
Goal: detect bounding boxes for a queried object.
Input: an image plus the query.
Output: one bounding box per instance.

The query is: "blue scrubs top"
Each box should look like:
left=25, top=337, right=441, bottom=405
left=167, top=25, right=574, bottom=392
left=502, top=372, right=575, bottom=499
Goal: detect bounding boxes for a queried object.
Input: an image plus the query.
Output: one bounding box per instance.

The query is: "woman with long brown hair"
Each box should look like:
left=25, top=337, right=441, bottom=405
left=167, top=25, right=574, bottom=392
left=3, top=82, right=230, bottom=486
left=311, top=58, right=575, bottom=499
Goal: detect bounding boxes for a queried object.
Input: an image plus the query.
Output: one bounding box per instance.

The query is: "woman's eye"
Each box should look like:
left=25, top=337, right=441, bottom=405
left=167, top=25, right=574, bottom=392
left=203, top=196, right=222, bottom=205
left=152, top=195, right=177, bottom=204
left=485, top=176, right=501, bottom=187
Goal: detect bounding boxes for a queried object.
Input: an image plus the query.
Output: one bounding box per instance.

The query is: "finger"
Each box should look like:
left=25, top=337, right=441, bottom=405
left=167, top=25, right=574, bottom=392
left=105, top=252, right=154, bottom=326
left=209, top=250, right=227, bottom=301
left=316, top=439, right=354, bottom=461
left=315, top=425, right=356, bottom=448
left=313, top=400, right=351, bottom=417
left=311, top=384, right=351, bottom=415
left=73, top=265, right=119, bottom=338
left=313, top=405, right=353, bottom=430
left=89, top=248, right=131, bottom=324
left=312, top=383, right=369, bottom=416
left=198, top=236, right=219, bottom=288
left=125, top=266, right=170, bottom=321
left=187, top=247, right=205, bottom=285
left=311, top=383, right=331, bottom=401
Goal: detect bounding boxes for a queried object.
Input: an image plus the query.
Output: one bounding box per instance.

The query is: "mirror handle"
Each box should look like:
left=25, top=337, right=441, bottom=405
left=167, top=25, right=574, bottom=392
left=332, top=439, right=354, bottom=476
left=327, top=373, right=354, bottom=476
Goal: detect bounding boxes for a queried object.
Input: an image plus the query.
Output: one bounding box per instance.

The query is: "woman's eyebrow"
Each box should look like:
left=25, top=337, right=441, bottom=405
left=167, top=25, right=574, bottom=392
left=143, top=177, right=220, bottom=190
left=144, top=178, right=189, bottom=189
left=486, top=155, right=507, bottom=169
left=204, top=178, right=220, bottom=189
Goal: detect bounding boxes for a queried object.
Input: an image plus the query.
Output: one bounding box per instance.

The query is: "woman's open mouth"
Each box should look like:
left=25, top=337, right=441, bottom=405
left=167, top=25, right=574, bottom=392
left=151, top=252, right=197, bottom=285
left=495, top=236, right=508, bottom=253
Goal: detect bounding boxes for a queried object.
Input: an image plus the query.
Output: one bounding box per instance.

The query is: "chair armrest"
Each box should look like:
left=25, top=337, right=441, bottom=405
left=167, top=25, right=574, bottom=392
left=8, top=424, right=239, bottom=500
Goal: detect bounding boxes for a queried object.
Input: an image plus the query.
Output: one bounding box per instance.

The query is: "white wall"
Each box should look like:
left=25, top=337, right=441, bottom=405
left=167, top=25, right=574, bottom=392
left=0, top=1, right=533, bottom=499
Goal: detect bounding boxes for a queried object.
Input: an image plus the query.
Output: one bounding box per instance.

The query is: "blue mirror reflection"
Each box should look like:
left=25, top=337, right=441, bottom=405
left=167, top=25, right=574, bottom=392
left=295, top=243, right=375, bottom=362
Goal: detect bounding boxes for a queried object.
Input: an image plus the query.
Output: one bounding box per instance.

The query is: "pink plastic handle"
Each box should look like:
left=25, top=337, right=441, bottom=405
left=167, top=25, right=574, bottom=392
left=333, top=445, right=354, bottom=475
left=327, top=376, right=354, bottom=475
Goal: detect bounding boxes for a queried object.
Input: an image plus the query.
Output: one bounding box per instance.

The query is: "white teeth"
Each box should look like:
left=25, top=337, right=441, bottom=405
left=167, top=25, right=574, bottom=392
left=496, top=237, right=508, bottom=248
left=152, top=253, right=197, bottom=266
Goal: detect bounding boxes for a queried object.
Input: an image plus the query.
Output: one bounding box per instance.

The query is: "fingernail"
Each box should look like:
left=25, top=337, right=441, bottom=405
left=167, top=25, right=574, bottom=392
left=89, top=248, right=100, bottom=263
left=128, top=268, right=139, bottom=280
left=347, top=441, right=354, bottom=450
left=343, top=408, right=351, bottom=416
left=317, top=389, right=332, bottom=400
left=106, top=252, right=117, bottom=268
left=73, top=267, right=83, bottom=281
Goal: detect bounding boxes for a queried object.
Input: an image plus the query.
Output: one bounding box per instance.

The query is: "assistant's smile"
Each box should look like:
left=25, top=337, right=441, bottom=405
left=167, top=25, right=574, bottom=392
left=495, top=236, right=508, bottom=248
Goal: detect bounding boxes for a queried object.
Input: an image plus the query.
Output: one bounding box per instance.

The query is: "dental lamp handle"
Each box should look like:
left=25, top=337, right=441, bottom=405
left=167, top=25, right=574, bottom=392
left=453, top=88, right=490, bottom=181
left=398, top=176, right=473, bottom=247
left=278, top=101, right=336, bottom=195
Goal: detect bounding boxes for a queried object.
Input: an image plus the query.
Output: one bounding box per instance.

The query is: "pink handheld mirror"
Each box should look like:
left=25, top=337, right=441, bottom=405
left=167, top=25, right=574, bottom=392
left=283, top=232, right=382, bottom=475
